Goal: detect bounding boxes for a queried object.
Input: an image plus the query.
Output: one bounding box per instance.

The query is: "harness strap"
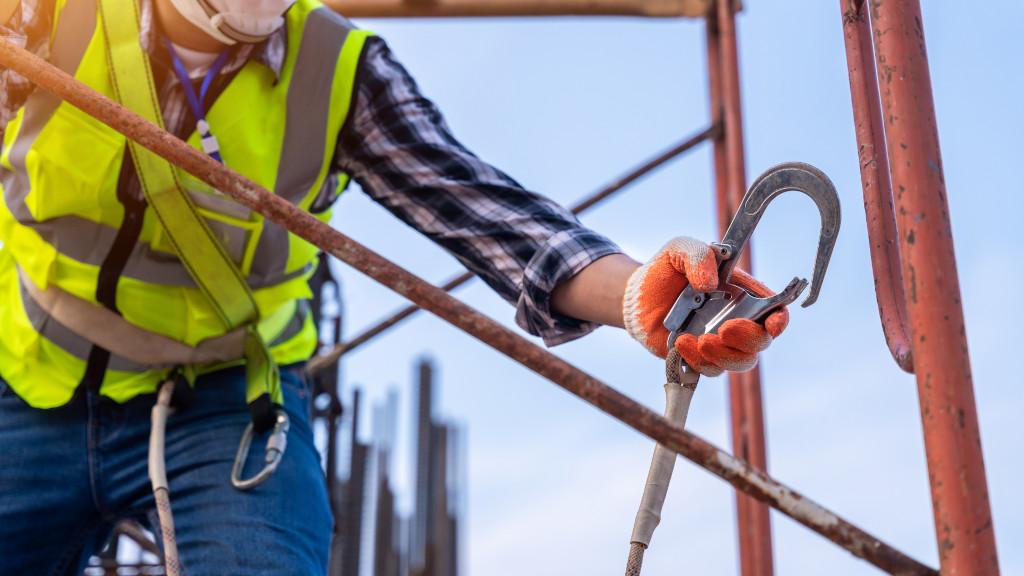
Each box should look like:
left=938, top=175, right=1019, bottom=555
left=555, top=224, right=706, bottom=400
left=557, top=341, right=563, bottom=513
left=97, top=0, right=281, bottom=430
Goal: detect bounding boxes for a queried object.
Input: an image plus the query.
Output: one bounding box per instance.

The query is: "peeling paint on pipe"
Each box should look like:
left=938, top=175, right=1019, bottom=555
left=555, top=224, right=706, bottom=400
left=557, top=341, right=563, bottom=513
left=840, top=0, right=914, bottom=373
left=709, top=2, right=774, bottom=574
left=868, top=0, right=1000, bottom=573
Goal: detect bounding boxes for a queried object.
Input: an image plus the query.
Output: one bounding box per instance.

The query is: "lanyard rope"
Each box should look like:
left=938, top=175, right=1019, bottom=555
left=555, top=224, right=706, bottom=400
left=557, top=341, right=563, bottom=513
left=150, top=381, right=181, bottom=576
left=164, top=39, right=230, bottom=164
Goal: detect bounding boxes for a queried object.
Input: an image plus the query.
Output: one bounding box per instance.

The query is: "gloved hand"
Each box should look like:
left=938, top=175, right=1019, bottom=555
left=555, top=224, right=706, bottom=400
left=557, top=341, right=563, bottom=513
left=622, top=237, right=789, bottom=377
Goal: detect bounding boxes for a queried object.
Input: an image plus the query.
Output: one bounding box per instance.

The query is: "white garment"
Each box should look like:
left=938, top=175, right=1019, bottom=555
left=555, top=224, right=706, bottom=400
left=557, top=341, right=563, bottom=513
left=167, top=0, right=296, bottom=46
left=168, top=41, right=220, bottom=79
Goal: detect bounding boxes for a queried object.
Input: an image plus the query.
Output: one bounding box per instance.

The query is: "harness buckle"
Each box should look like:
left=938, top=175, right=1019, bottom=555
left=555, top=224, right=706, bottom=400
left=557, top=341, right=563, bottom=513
left=231, top=407, right=290, bottom=490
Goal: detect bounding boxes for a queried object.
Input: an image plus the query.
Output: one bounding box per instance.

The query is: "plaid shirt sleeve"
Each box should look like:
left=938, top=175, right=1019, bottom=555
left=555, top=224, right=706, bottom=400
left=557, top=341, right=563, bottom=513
left=1, top=0, right=52, bottom=132
left=335, top=37, right=624, bottom=346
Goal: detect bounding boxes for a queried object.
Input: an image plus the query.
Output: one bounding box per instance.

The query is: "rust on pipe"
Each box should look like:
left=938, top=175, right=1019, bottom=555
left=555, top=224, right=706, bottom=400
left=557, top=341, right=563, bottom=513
left=708, top=9, right=756, bottom=572
left=731, top=369, right=771, bottom=576
left=0, top=35, right=937, bottom=576
left=706, top=15, right=731, bottom=235
left=324, top=0, right=712, bottom=19
left=712, top=1, right=774, bottom=574
left=868, top=1, right=1000, bottom=573
left=307, top=124, right=721, bottom=375
left=840, top=0, right=913, bottom=373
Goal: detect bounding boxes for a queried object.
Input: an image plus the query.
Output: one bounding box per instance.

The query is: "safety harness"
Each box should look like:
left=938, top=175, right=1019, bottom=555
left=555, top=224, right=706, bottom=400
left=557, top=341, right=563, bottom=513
left=98, top=0, right=284, bottom=434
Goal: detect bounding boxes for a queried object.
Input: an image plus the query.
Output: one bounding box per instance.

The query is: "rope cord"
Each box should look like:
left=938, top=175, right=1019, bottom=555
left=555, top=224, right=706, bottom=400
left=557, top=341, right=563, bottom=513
left=626, top=542, right=647, bottom=576
left=624, top=350, right=699, bottom=575
left=149, top=381, right=181, bottom=576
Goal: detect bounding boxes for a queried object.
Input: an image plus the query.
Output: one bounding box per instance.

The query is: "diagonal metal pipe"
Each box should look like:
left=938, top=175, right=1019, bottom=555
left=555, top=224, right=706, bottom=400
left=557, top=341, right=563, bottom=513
left=307, top=124, right=720, bottom=376
left=0, top=37, right=936, bottom=576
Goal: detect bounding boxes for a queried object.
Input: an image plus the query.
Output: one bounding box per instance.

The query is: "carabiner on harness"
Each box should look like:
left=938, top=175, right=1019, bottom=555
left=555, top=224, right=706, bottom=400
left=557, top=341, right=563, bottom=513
left=231, top=407, right=290, bottom=490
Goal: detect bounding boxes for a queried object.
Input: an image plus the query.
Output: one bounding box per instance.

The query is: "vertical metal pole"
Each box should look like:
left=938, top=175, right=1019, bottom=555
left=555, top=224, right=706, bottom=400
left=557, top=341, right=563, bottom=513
left=840, top=0, right=915, bottom=374
left=344, top=390, right=368, bottom=576
left=706, top=11, right=731, bottom=234
left=448, top=426, right=462, bottom=576
left=430, top=425, right=450, bottom=576
left=414, top=360, right=434, bottom=576
left=868, top=1, right=1000, bottom=574
left=712, top=1, right=773, bottom=575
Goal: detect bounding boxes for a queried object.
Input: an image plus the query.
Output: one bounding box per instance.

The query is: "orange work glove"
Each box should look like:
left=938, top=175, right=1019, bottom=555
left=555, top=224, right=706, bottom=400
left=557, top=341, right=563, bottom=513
left=622, top=237, right=789, bottom=377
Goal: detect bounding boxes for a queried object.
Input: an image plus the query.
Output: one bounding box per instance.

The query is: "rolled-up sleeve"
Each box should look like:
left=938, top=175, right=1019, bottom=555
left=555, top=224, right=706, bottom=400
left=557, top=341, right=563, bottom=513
left=335, top=37, right=623, bottom=345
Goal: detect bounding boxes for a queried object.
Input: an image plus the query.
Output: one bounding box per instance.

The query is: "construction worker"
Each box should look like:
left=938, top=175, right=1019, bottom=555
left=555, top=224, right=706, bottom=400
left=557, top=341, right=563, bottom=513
left=0, top=0, right=786, bottom=574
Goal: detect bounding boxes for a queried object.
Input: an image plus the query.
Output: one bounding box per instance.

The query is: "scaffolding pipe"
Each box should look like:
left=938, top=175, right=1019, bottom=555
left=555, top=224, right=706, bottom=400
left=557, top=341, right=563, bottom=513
left=866, top=0, right=1000, bottom=573
left=323, top=0, right=712, bottom=19
left=709, top=2, right=773, bottom=574
left=307, top=124, right=720, bottom=375
left=0, top=35, right=937, bottom=576
left=840, top=0, right=914, bottom=373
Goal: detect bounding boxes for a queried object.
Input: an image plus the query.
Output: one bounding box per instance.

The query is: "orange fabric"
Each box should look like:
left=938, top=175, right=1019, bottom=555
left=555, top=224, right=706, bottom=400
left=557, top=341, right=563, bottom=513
left=623, top=237, right=789, bottom=377
left=629, top=242, right=719, bottom=358
left=671, top=269, right=789, bottom=376
left=696, top=332, right=758, bottom=371
left=674, top=334, right=724, bottom=377
left=719, top=318, right=772, bottom=353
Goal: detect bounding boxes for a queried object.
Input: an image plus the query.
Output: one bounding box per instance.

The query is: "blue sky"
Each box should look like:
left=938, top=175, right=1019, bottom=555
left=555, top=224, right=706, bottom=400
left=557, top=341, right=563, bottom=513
left=332, top=2, right=1023, bottom=574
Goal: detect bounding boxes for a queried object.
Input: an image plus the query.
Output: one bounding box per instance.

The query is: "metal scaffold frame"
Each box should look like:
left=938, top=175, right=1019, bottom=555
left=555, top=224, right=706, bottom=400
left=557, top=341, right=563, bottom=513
left=0, top=0, right=996, bottom=574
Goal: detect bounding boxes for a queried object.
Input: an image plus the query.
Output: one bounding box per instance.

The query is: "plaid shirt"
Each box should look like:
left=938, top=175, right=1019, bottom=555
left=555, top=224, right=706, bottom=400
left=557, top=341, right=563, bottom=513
left=0, top=1, right=622, bottom=345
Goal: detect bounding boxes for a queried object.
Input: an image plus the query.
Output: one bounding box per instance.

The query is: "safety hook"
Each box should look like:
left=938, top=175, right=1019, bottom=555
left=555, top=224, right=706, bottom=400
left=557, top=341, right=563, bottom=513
left=231, top=408, right=290, bottom=490
left=663, top=162, right=841, bottom=347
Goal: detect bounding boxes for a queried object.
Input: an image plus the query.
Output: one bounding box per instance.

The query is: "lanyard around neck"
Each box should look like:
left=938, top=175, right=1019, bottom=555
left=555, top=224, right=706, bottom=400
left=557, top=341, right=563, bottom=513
left=164, top=38, right=231, bottom=164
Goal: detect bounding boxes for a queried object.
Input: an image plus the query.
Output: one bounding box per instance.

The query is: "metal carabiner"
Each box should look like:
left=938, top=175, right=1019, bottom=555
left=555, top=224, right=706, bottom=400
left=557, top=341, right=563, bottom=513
left=663, top=162, right=842, bottom=349
left=231, top=408, right=290, bottom=490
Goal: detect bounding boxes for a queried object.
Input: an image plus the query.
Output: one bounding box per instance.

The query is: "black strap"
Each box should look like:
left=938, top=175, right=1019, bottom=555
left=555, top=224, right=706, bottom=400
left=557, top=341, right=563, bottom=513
left=79, top=147, right=146, bottom=393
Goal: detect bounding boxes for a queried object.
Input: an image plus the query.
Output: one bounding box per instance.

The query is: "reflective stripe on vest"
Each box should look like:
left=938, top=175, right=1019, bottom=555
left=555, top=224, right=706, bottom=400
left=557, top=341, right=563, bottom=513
left=18, top=266, right=309, bottom=370
left=0, top=0, right=372, bottom=407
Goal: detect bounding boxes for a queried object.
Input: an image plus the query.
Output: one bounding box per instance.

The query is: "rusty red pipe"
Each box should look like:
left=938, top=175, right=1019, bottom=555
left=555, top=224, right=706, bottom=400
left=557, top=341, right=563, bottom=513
left=0, top=35, right=937, bottom=576
left=707, top=18, right=758, bottom=576
left=840, top=0, right=914, bottom=373
left=867, top=1, right=1000, bottom=573
left=712, top=2, right=774, bottom=574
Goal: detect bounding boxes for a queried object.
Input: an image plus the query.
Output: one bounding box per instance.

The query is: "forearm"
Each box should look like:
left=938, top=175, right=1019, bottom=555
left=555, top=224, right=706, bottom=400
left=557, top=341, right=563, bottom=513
left=550, top=253, right=640, bottom=329
left=337, top=38, right=626, bottom=345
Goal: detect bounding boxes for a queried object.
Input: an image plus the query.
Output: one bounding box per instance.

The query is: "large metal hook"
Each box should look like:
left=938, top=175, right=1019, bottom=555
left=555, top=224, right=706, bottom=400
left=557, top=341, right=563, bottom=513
left=663, top=162, right=841, bottom=346
left=717, top=161, right=841, bottom=307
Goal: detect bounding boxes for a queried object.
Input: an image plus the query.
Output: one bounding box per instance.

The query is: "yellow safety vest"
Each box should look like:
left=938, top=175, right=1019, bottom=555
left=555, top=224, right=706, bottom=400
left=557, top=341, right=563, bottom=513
left=0, top=0, right=373, bottom=408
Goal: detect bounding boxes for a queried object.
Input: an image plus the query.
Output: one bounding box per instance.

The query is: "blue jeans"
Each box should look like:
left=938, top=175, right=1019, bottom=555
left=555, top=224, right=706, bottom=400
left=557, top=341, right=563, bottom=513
left=0, top=365, right=332, bottom=575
